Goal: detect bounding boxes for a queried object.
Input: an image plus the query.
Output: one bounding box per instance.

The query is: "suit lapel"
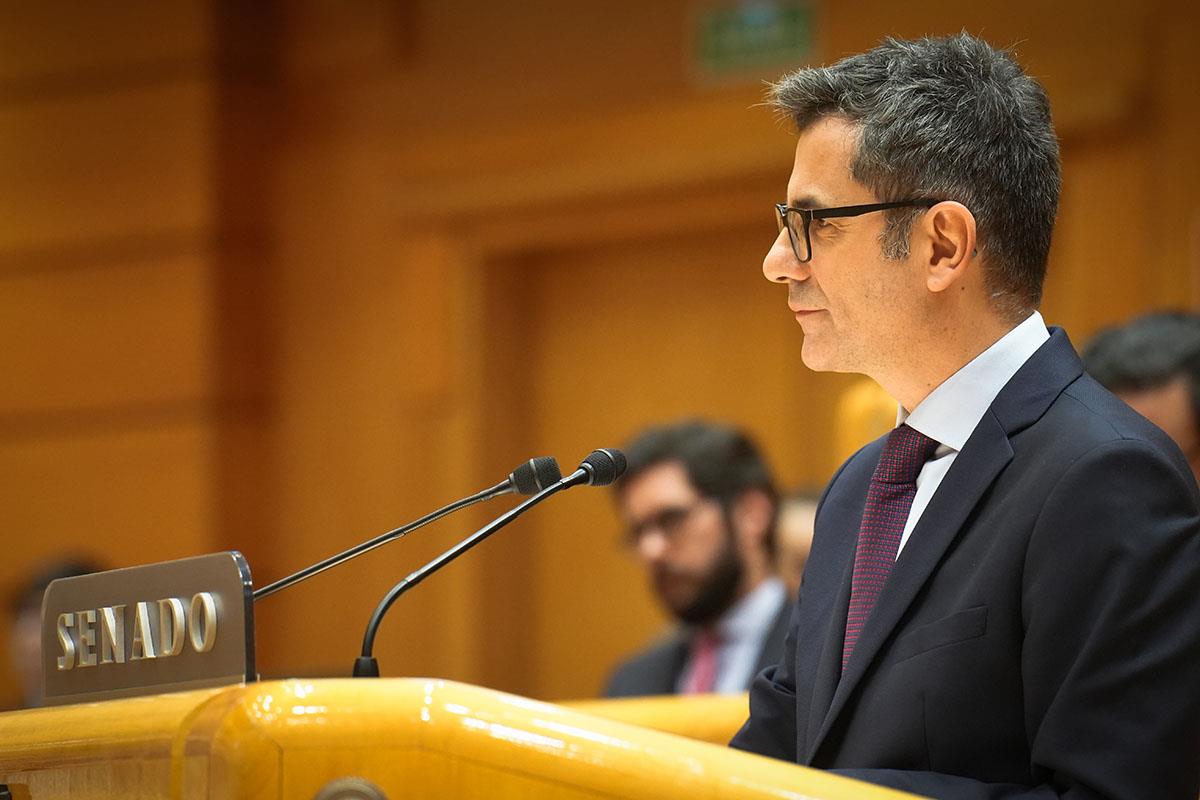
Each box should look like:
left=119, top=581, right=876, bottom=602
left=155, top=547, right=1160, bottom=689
left=805, top=328, right=1083, bottom=762
left=804, top=546, right=856, bottom=757
left=808, top=412, right=1014, bottom=760
left=798, top=460, right=874, bottom=760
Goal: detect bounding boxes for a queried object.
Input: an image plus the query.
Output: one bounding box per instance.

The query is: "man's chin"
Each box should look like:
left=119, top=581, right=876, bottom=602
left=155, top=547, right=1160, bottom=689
left=799, top=342, right=834, bottom=372
left=671, top=589, right=730, bottom=627
left=655, top=588, right=714, bottom=625
left=657, top=589, right=700, bottom=620
left=800, top=341, right=857, bottom=374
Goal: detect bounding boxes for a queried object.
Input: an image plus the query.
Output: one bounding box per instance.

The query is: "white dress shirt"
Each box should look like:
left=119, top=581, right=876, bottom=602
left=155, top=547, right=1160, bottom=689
left=895, top=312, right=1051, bottom=556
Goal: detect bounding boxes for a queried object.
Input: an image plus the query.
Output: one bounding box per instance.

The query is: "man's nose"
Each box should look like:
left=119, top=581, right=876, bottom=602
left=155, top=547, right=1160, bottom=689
left=763, top=229, right=806, bottom=284
left=635, top=530, right=669, bottom=563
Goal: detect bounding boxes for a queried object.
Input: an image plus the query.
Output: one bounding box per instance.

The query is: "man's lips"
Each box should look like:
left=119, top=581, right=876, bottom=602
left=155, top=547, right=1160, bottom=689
left=653, top=573, right=694, bottom=602
left=787, top=296, right=821, bottom=313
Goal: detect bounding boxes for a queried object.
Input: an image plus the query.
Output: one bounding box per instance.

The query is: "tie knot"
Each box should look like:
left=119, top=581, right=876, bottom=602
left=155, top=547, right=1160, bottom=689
left=873, top=424, right=939, bottom=485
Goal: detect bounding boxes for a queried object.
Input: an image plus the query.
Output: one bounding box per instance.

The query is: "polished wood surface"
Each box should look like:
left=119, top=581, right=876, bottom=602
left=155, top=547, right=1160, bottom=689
left=0, top=680, right=921, bottom=799
left=565, top=692, right=750, bottom=745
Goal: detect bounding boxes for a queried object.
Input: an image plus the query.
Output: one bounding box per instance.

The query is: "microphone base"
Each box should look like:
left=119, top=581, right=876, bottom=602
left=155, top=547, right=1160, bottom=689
left=352, top=656, right=380, bottom=678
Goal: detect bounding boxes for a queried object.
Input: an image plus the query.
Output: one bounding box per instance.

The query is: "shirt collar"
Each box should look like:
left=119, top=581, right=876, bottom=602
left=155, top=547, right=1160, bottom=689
left=899, top=311, right=1050, bottom=451
left=714, top=577, right=786, bottom=643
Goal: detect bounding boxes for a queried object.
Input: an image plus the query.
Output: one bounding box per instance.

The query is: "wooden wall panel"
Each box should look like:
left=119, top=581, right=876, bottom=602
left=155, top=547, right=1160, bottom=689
left=0, top=3, right=209, bottom=86
left=291, top=1, right=693, bottom=132
left=247, top=146, right=494, bottom=683
left=0, top=420, right=215, bottom=680
left=0, top=6, right=219, bottom=708
left=0, top=256, right=213, bottom=416
left=384, top=91, right=795, bottom=222
left=0, top=423, right=214, bottom=561
left=0, top=420, right=215, bottom=704
left=1150, top=0, right=1200, bottom=306
left=1042, top=135, right=1153, bottom=341
left=0, top=79, right=214, bottom=254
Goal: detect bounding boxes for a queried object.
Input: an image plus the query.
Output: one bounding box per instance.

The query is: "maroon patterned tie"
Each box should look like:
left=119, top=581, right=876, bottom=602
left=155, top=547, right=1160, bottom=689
left=842, top=424, right=939, bottom=671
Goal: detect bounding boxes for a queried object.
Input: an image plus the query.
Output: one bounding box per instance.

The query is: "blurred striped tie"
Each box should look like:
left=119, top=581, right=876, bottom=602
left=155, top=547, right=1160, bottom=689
left=684, top=629, right=721, bottom=694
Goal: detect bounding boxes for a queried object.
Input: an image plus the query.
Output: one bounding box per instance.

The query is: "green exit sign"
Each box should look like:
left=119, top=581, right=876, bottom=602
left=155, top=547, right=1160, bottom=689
left=694, top=1, right=815, bottom=79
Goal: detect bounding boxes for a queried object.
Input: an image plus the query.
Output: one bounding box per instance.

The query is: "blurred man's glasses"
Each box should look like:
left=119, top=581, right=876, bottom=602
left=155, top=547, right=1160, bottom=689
left=626, top=499, right=710, bottom=549
left=775, top=199, right=939, bottom=263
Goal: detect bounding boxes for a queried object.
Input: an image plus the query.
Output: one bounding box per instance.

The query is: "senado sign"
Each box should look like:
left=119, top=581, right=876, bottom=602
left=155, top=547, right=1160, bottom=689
left=40, top=552, right=255, bottom=705
left=54, top=592, right=219, bottom=670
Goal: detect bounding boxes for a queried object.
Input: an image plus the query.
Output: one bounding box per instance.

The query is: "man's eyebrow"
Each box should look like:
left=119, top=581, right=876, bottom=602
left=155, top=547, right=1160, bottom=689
left=786, top=193, right=827, bottom=209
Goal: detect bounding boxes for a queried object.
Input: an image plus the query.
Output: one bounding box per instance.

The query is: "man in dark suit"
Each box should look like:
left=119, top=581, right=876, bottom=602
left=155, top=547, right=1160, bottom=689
left=605, top=420, right=791, bottom=697
left=729, top=34, right=1200, bottom=799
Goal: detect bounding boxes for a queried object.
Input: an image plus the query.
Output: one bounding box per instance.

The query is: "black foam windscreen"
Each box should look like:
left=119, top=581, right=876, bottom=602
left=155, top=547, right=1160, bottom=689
left=509, top=456, right=562, bottom=495
left=580, top=448, right=627, bottom=486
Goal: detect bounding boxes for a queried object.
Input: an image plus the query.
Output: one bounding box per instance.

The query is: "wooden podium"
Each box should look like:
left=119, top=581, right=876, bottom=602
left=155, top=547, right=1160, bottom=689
left=0, top=678, right=920, bottom=799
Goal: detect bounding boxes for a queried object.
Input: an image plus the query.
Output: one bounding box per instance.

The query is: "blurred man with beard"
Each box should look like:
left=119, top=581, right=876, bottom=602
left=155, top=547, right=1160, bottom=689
left=603, top=420, right=789, bottom=697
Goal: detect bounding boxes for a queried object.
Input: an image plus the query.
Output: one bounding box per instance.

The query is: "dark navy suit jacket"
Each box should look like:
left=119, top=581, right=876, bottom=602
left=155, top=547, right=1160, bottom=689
left=730, top=330, right=1200, bottom=799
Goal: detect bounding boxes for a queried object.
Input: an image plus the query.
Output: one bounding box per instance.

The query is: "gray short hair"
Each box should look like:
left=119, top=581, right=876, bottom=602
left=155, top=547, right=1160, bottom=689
left=771, top=33, right=1061, bottom=319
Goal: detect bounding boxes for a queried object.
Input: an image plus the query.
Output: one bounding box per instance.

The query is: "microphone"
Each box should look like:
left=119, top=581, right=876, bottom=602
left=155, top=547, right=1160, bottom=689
left=559, top=447, right=626, bottom=488
left=352, top=448, right=626, bottom=677
left=252, top=456, right=562, bottom=601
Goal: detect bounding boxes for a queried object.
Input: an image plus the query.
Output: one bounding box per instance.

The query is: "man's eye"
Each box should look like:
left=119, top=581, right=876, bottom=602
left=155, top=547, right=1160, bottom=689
left=658, top=509, right=687, bottom=529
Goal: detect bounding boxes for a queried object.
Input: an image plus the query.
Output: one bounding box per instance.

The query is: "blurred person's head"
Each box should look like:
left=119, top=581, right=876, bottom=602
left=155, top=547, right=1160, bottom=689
left=776, top=491, right=820, bottom=598
left=764, top=34, right=1060, bottom=399
left=1083, top=311, right=1200, bottom=480
left=615, top=421, right=778, bottom=627
left=8, top=557, right=101, bottom=707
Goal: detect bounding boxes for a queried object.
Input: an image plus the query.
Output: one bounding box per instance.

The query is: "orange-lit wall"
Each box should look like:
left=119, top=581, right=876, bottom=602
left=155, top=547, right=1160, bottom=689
left=1, top=0, right=1196, bottom=706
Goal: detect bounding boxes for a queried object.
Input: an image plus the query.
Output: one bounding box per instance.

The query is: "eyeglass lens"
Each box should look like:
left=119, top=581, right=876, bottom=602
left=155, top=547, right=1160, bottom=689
left=776, top=205, right=808, bottom=262
left=626, top=502, right=703, bottom=548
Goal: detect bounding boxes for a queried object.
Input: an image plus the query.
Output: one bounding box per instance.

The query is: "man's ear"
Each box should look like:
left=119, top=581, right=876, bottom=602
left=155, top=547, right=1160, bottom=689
left=731, top=488, right=773, bottom=550
left=920, top=201, right=977, bottom=294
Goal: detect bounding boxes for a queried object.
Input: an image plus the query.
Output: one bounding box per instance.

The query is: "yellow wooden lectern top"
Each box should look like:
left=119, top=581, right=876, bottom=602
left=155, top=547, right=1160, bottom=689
left=566, top=691, right=751, bottom=745
left=0, top=679, right=922, bottom=799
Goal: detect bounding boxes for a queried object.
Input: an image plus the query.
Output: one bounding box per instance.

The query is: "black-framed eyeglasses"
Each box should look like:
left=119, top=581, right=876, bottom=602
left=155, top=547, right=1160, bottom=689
left=774, top=199, right=940, bottom=263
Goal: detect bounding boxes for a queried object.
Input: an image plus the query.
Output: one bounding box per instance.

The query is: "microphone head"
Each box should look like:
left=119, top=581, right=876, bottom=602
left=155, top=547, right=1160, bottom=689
left=509, top=456, right=562, bottom=495
left=579, top=448, right=627, bottom=486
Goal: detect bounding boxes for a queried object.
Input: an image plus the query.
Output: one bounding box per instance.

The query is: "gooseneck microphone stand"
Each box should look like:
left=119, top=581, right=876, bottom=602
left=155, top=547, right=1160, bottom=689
left=352, top=448, right=626, bottom=677
left=253, top=457, right=561, bottom=602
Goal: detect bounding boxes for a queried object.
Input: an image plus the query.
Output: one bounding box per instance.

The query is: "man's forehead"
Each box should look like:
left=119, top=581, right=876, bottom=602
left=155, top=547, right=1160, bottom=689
left=620, top=461, right=701, bottom=510
left=787, top=117, right=863, bottom=206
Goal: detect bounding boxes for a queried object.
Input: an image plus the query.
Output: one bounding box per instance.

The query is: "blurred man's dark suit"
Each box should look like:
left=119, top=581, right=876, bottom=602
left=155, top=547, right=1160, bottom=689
left=605, top=596, right=791, bottom=698
left=731, top=330, right=1200, bottom=799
